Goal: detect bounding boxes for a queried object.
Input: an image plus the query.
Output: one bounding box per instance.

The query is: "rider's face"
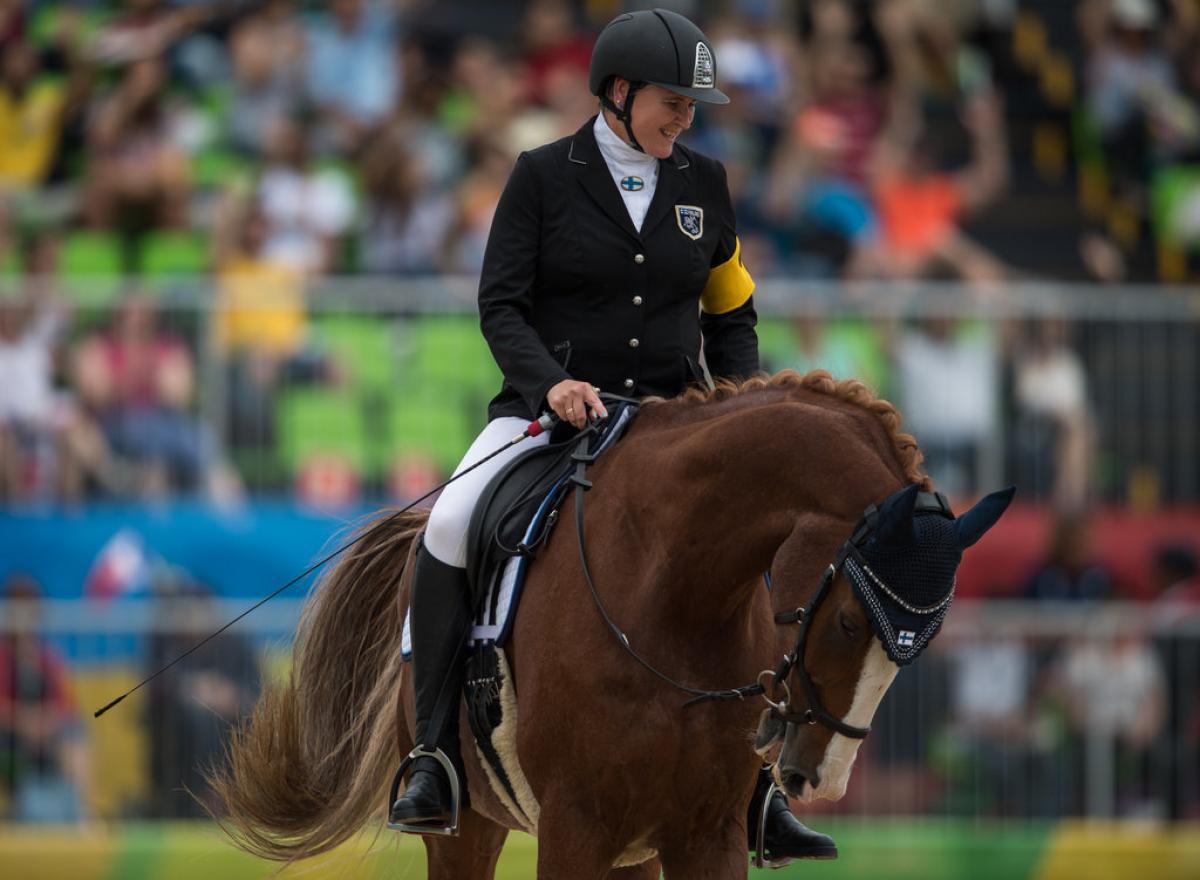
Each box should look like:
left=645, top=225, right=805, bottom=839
left=610, top=80, right=696, bottom=159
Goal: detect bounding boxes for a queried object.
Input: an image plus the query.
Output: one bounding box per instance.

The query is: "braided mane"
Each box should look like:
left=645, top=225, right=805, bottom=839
left=647, top=369, right=930, bottom=488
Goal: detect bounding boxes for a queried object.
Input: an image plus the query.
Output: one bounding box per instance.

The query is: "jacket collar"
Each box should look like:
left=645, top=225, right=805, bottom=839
left=568, top=116, right=691, bottom=243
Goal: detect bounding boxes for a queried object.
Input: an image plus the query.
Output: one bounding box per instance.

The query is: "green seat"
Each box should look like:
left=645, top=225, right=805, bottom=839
left=58, top=231, right=125, bottom=305
left=276, top=389, right=369, bottom=476
left=313, top=315, right=397, bottom=393
left=141, top=230, right=210, bottom=277
left=1151, top=165, right=1200, bottom=250
left=193, top=148, right=253, bottom=192
left=385, top=388, right=480, bottom=475
left=61, top=230, right=123, bottom=276
left=0, top=249, right=18, bottom=285
left=757, top=316, right=890, bottom=394
left=30, top=6, right=110, bottom=47
left=407, top=315, right=501, bottom=388
left=1071, top=105, right=1106, bottom=172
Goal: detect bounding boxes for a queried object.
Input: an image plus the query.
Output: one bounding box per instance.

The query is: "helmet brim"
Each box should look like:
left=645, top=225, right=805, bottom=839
left=649, top=82, right=730, bottom=105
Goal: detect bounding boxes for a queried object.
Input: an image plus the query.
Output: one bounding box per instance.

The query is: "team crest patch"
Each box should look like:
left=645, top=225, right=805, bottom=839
left=675, top=205, right=703, bottom=240
left=621, top=175, right=644, bottom=192
left=693, top=42, right=714, bottom=89
left=897, top=630, right=916, bottom=648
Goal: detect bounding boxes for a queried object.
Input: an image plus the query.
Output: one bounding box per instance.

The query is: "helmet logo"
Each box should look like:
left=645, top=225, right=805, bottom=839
left=693, top=42, right=714, bottom=89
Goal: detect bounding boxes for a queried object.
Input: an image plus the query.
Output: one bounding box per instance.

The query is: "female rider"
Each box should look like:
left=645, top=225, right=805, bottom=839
left=390, top=8, right=837, bottom=865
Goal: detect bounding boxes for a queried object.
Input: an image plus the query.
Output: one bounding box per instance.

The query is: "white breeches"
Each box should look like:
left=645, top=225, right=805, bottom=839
left=424, top=417, right=552, bottom=568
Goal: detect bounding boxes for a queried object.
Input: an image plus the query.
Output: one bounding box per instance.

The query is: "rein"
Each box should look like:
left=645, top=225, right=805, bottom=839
left=569, top=420, right=952, bottom=741
left=568, top=426, right=765, bottom=704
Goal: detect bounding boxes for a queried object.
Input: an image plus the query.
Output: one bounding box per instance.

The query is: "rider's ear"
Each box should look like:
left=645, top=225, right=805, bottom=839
left=874, top=483, right=920, bottom=546
left=954, top=486, right=1016, bottom=549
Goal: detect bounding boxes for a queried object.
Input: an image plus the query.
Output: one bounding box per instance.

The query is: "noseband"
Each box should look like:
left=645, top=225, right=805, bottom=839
left=568, top=420, right=951, bottom=742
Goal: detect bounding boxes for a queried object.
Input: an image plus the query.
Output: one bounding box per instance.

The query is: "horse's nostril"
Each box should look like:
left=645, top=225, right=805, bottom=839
left=781, top=767, right=821, bottom=797
left=781, top=769, right=807, bottom=795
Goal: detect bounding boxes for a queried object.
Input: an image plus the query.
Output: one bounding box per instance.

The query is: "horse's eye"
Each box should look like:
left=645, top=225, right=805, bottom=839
left=838, top=611, right=859, bottom=639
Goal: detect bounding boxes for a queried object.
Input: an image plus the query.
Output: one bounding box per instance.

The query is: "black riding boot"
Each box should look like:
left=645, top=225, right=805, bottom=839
left=748, top=767, right=838, bottom=864
left=389, top=542, right=473, bottom=827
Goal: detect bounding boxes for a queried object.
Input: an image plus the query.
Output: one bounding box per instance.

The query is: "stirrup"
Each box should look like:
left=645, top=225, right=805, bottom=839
left=386, top=746, right=462, bottom=837
left=751, top=777, right=793, bottom=871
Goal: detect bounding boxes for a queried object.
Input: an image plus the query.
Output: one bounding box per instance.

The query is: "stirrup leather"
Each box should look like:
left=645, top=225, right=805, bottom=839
left=751, top=777, right=793, bottom=870
left=387, top=746, right=462, bottom=837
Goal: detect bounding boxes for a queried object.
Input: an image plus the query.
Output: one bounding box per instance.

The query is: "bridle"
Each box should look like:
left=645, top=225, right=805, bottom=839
left=568, top=418, right=953, bottom=742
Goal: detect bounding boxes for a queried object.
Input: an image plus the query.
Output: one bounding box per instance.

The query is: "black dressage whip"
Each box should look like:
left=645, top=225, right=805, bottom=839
left=93, top=412, right=559, bottom=719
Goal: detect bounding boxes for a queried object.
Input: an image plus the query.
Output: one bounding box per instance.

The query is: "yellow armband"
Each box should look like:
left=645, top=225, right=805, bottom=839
left=700, top=236, right=755, bottom=315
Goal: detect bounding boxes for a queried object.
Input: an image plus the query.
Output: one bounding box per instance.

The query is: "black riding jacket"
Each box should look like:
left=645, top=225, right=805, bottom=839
left=478, top=117, right=759, bottom=421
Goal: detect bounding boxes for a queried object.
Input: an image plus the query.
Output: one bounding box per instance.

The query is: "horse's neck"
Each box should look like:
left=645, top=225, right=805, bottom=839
left=603, top=398, right=905, bottom=625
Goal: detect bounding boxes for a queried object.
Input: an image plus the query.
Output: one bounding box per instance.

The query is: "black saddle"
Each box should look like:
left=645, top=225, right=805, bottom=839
left=463, top=401, right=639, bottom=612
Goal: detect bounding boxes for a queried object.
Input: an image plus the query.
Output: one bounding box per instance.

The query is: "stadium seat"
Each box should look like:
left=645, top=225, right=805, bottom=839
left=406, top=315, right=502, bottom=388
left=312, top=314, right=398, bottom=393
left=0, top=249, right=18, bottom=285
left=1152, top=166, right=1200, bottom=250
left=141, top=230, right=211, bottom=277
left=276, top=388, right=369, bottom=477
left=756, top=317, right=891, bottom=394
left=192, top=148, right=253, bottom=192
left=60, top=230, right=124, bottom=276
left=385, top=387, right=480, bottom=475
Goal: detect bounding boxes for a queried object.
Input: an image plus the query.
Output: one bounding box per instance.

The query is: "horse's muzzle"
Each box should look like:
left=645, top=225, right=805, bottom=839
left=778, top=765, right=820, bottom=800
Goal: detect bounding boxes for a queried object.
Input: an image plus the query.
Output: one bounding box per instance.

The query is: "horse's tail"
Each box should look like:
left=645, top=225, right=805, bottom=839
left=210, top=508, right=428, bottom=862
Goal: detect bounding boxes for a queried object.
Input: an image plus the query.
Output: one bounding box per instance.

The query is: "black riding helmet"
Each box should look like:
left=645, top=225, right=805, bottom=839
left=588, top=8, right=728, bottom=151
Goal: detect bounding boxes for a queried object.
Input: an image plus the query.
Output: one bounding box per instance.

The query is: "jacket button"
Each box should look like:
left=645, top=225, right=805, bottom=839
left=624, top=378, right=634, bottom=389
left=628, top=338, right=639, bottom=348
left=634, top=253, right=645, bottom=264
left=632, top=295, right=643, bottom=306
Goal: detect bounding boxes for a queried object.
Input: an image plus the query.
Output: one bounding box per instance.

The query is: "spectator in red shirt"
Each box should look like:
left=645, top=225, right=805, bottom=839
left=0, top=573, right=90, bottom=822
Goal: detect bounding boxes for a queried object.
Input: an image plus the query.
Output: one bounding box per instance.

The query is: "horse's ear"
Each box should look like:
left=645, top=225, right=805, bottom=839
left=875, top=483, right=920, bottom=546
left=955, top=486, right=1016, bottom=549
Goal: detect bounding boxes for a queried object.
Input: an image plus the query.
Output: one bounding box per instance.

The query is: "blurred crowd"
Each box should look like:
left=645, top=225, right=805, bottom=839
left=0, top=0, right=1196, bottom=510
left=0, top=0, right=1195, bottom=278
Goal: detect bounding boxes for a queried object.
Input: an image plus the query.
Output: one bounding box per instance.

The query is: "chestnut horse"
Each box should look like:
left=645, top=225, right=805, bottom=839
left=213, top=370, right=1010, bottom=879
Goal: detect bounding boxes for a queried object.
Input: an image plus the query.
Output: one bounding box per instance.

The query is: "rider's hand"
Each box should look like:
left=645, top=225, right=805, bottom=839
left=547, top=379, right=607, bottom=430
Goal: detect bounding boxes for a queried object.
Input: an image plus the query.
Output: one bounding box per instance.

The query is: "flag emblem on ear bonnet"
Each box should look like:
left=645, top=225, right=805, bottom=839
left=848, top=485, right=1015, bottom=665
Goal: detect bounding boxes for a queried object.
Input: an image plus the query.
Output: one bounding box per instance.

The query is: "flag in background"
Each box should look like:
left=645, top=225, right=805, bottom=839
left=84, top=529, right=150, bottom=600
